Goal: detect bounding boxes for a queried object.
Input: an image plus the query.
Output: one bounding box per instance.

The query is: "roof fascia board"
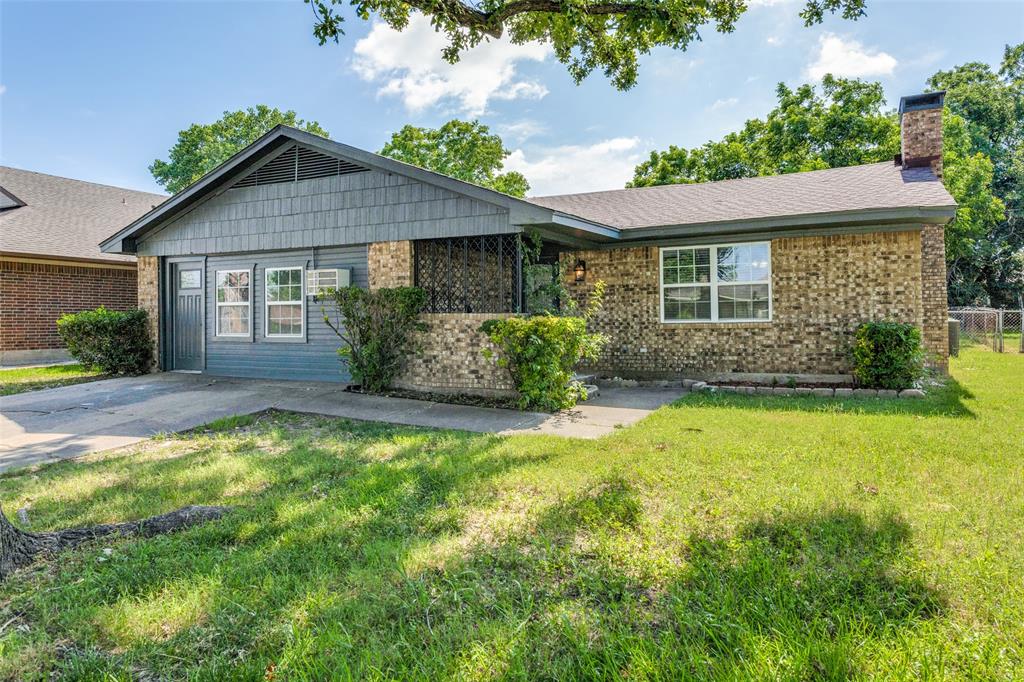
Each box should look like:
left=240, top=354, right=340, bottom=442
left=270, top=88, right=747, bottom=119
left=1, top=251, right=136, bottom=268
left=595, top=221, right=924, bottom=250
left=550, top=212, right=619, bottom=240
left=617, top=206, right=956, bottom=242
left=526, top=226, right=606, bottom=250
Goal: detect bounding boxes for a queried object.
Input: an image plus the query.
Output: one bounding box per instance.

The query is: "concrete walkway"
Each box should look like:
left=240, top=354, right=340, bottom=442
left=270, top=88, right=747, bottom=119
left=0, top=373, right=684, bottom=472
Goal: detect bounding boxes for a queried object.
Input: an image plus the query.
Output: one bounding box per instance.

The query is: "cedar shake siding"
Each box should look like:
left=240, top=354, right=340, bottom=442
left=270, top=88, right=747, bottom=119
left=135, top=170, right=511, bottom=258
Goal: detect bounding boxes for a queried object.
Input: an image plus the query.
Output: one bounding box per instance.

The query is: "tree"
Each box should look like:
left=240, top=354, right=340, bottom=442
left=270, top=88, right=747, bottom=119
left=929, top=43, right=1023, bottom=307
left=629, top=59, right=1019, bottom=307
left=379, top=119, right=530, bottom=197
left=151, top=106, right=330, bottom=194
left=305, top=0, right=867, bottom=90
left=629, top=75, right=899, bottom=186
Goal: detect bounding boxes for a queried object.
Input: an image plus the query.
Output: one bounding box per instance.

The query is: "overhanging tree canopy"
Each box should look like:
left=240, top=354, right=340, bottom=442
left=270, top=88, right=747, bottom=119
left=305, top=0, right=868, bottom=89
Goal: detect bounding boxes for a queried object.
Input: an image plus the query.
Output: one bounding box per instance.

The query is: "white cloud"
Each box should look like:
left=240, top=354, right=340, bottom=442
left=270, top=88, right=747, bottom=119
left=766, top=35, right=784, bottom=46
left=0, top=84, right=6, bottom=96
left=352, top=14, right=550, bottom=115
left=806, top=33, right=897, bottom=80
left=709, top=97, right=739, bottom=111
left=504, top=138, right=644, bottom=196
left=496, top=120, right=547, bottom=142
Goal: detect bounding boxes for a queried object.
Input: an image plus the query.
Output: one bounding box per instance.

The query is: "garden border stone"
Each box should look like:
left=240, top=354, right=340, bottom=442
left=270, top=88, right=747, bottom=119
left=690, top=381, right=927, bottom=400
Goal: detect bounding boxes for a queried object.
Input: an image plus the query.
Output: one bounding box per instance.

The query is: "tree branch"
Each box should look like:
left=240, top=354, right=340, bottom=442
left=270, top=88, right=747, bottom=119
left=1, top=504, right=232, bottom=582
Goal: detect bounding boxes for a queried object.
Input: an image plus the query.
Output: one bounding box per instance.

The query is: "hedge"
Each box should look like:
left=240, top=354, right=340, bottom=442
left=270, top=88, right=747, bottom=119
left=56, top=307, right=153, bottom=375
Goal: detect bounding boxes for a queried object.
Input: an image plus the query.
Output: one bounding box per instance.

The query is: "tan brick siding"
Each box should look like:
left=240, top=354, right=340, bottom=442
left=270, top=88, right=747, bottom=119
left=393, top=313, right=516, bottom=395
left=920, top=224, right=949, bottom=370
left=901, top=107, right=943, bottom=177
left=368, top=241, right=413, bottom=290
left=136, top=256, right=160, bottom=370
left=367, top=241, right=512, bottom=394
left=0, top=259, right=137, bottom=352
left=564, top=230, right=933, bottom=377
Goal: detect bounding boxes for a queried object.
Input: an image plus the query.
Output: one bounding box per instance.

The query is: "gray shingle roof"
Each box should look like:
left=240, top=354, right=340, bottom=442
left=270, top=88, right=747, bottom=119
left=526, top=162, right=956, bottom=230
left=0, top=166, right=166, bottom=263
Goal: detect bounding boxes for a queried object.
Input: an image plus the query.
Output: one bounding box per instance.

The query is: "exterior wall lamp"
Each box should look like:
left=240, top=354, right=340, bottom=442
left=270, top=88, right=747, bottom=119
left=574, top=259, right=586, bottom=283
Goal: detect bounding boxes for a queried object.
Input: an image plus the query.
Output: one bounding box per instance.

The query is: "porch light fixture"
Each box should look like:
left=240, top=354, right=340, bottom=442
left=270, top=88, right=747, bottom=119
left=574, top=259, right=586, bottom=283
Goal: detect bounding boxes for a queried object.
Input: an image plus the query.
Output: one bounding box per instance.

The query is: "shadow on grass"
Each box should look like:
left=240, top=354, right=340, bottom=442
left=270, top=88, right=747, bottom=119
left=311, top=481, right=942, bottom=680
left=1, top=418, right=943, bottom=680
left=675, top=376, right=976, bottom=419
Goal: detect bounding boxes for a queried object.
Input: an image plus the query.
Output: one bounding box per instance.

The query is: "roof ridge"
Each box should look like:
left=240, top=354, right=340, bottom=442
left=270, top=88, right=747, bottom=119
left=0, top=165, right=166, bottom=198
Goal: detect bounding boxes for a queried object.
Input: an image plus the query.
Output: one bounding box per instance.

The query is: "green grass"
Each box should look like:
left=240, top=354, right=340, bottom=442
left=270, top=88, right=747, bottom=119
left=0, top=349, right=1022, bottom=680
left=0, top=363, right=105, bottom=396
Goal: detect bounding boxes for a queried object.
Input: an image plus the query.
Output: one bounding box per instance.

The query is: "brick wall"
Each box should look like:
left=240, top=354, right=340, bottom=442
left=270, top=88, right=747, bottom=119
left=901, top=107, right=944, bottom=177
left=136, top=256, right=160, bottom=370
left=393, top=313, right=516, bottom=396
left=0, top=259, right=137, bottom=352
left=564, top=230, right=932, bottom=378
left=368, top=241, right=413, bottom=290
left=920, top=224, right=949, bottom=370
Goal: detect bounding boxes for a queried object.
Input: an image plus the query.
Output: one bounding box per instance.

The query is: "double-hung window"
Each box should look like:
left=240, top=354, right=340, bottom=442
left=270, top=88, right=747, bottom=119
left=661, top=242, right=771, bottom=322
left=265, top=267, right=304, bottom=338
left=215, top=270, right=251, bottom=337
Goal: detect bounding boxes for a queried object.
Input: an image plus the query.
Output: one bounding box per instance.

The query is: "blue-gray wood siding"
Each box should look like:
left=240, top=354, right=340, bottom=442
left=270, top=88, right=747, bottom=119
left=203, top=246, right=367, bottom=382
left=139, top=168, right=513, bottom=257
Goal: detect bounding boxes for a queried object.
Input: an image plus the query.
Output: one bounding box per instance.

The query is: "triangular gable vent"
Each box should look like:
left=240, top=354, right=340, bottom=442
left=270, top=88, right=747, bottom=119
left=232, top=144, right=368, bottom=189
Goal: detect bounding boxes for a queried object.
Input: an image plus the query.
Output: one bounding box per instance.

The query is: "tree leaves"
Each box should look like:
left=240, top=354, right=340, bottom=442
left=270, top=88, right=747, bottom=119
left=307, top=0, right=867, bottom=90
left=150, top=106, right=330, bottom=194
left=379, top=119, right=529, bottom=197
left=628, top=76, right=899, bottom=187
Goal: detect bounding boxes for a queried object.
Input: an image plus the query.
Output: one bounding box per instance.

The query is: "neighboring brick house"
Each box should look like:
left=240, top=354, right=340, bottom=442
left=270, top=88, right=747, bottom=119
left=100, top=92, right=955, bottom=393
left=0, top=168, right=165, bottom=365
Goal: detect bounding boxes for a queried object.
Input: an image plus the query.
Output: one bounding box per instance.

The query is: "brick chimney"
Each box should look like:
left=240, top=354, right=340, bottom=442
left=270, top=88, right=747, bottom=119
left=898, top=91, right=945, bottom=177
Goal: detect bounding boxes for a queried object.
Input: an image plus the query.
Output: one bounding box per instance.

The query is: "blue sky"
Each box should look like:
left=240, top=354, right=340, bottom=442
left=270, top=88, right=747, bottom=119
left=1, top=0, right=1021, bottom=196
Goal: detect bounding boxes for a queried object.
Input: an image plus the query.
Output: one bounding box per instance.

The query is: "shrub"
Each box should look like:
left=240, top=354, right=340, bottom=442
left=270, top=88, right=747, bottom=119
left=56, top=307, right=152, bottom=375
left=481, top=281, right=607, bottom=412
left=850, top=321, right=925, bottom=390
left=322, top=286, right=426, bottom=392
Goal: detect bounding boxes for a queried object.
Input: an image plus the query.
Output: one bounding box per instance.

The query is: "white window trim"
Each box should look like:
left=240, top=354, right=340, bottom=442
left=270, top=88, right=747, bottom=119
left=265, top=266, right=306, bottom=339
left=215, top=269, right=252, bottom=338
left=659, top=242, right=773, bottom=324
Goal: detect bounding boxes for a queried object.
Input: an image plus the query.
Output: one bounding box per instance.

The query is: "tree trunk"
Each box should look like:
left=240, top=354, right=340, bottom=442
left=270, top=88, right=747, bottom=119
left=0, top=504, right=231, bottom=582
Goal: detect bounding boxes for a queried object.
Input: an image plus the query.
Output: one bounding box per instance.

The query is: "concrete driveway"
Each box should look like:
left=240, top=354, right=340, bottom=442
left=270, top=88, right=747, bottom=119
left=1, top=373, right=685, bottom=472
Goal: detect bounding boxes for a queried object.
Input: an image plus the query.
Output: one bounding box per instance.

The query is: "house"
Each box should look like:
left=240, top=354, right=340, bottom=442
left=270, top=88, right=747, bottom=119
left=0, top=168, right=165, bottom=366
left=100, top=91, right=955, bottom=393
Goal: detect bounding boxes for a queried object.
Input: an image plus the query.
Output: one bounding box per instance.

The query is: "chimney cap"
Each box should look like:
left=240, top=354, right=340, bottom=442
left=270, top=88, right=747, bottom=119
left=899, top=91, right=945, bottom=117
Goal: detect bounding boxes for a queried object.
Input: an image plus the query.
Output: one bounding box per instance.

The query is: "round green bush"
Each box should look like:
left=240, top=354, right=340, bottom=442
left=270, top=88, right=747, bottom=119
left=57, top=307, right=153, bottom=375
left=851, top=321, right=925, bottom=390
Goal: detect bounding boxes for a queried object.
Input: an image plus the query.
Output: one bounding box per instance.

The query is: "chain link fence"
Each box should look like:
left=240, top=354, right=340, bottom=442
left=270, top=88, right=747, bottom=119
left=949, top=307, right=1024, bottom=353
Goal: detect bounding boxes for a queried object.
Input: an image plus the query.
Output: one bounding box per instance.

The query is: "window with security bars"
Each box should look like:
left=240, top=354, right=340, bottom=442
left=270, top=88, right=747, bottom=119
left=413, top=235, right=525, bottom=313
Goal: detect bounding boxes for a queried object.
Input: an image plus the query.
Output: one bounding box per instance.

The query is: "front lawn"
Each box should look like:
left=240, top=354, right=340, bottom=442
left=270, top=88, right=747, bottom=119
left=0, top=363, right=105, bottom=396
left=0, top=349, right=1021, bottom=679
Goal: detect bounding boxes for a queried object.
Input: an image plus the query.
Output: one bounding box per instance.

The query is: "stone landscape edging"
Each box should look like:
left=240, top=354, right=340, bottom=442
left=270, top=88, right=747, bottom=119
left=682, top=379, right=925, bottom=399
